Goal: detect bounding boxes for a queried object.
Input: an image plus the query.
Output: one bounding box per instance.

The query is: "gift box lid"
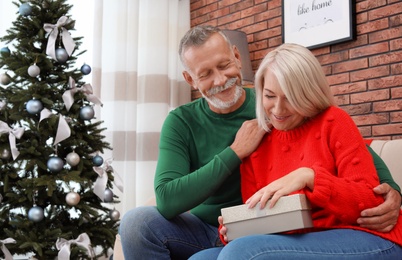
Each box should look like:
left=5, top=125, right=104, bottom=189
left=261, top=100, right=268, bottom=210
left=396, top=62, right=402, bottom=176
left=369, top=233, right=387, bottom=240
left=221, top=194, right=311, bottom=224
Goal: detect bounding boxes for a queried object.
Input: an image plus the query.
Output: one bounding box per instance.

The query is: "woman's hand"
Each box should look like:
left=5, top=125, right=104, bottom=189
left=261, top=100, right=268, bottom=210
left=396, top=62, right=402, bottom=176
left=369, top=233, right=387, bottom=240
left=218, top=216, right=228, bottom=243
left=246, top=167, right=315, bottom=209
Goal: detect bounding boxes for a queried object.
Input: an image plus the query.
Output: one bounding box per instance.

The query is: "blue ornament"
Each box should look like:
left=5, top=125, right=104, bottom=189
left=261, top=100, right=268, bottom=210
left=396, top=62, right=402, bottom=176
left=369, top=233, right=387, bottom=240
left=47, top=156, right=64, bottom=173
left=19, top=3, right=32, bottom=16
left=80, top=64, right=92, bottom=75
left=0, top=47, right=10, bottom=56
left=93, top=155, right=104, bottom=166
left=55, top=48, right=69, bottom=63
left=26, top=99, right=43, bottom=114
left=28, top=206, right=44, bottom=222
left=79, top=106, right=95, bottom=120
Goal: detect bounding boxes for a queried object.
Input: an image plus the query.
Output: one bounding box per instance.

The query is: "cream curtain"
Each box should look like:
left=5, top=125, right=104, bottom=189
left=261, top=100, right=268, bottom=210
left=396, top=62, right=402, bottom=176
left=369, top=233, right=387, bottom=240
left=92, top=0, right=190, bottom=216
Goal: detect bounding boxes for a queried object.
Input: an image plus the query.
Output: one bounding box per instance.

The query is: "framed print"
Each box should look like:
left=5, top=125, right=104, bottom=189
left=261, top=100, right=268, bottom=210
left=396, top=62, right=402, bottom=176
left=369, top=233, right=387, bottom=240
left=282, top=0, right=355, bottom=49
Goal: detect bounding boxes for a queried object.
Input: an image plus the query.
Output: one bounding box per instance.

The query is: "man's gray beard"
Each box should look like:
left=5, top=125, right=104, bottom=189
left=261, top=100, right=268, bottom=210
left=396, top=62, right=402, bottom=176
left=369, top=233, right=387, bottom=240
left=202, top=79, right=243, bottom=110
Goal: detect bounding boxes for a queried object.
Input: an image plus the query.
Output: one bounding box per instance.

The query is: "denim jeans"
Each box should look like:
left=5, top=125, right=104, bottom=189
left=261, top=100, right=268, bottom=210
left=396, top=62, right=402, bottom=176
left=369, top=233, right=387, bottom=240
left=118, top=206, right=220, bottom=259
left=189, top=229, right=402, bottom=260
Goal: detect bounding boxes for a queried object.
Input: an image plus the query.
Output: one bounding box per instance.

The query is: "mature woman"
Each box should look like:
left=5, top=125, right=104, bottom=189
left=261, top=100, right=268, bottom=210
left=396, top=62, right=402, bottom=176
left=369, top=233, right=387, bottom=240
left=190, top=43, right=402, bottom=259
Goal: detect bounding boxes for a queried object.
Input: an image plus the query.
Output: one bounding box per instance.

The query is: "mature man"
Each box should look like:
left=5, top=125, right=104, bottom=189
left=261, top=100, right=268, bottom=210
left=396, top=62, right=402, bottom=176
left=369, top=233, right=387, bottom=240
left=119, top=25, right=401, bottom=259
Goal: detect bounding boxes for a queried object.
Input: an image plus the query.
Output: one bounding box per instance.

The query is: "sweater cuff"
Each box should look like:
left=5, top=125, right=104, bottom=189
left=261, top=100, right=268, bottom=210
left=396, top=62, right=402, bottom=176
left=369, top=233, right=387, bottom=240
left=218, top=147, right=242, bottom=174
left=306, top=166, right=333, bottom=206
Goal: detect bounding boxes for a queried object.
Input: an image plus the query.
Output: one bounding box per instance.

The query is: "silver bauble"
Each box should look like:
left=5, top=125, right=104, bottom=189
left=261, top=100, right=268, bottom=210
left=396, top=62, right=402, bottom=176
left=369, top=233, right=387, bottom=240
left=109, top=209, right=120, bottom=221
left=47, top=156, right=64, bottom=173
left=28, top=64, right=40, bottom=77
left=66, top=151, right=80, bottom=166
left=104, top=188, right=113, bottom=202
left=0, top=73, right=11, bottom=85
left=79, top=106, right=95, bottom=120
left=1, top=148, right=11, bottom=160
left=28, top=206, right=44, bottom=222
left=26, top=99, right=43, bottom=114
left=66, top=191, right=81, bottom=206
left=55, top=48, right=69, bottom=63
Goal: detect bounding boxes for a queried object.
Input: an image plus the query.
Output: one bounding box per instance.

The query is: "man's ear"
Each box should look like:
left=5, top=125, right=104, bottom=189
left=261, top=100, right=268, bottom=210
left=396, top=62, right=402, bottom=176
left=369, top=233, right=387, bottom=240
left=183, top=71, right=196, bottom=89
left=232, top=45, right=242, bottom=70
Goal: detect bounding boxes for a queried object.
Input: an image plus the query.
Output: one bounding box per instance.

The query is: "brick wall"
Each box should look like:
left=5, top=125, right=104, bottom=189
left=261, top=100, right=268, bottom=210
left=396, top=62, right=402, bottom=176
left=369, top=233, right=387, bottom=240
left=190, top=0, right=402, bottom=139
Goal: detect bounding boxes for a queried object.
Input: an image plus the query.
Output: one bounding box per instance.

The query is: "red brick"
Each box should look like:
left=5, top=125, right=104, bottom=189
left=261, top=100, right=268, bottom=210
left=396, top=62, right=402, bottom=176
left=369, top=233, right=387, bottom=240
left=351, top=113, right=389, bottom=126
left=390, top=14, right=402, bottom=27
left=369, top=26, right=402, bottom=43
left=350, top=42, right=389, bottom=59
left=358, top=126, right=372, bottom=137
left=240, top=3, right=267, bottom=18
left=334, top=95, right=350, bottom=106
left=372, top=123, right=402, bottom=136
left=391, top=111, right=402, bottom=122
left=373, top=100, right=402, bottom=112
left=350, top=65, right=389, bottom=81
left=356, top=0, right=387, bottom=13
left=391, top=63, right=402, bottom=74
left=390, top=39, right=402, bottom=51
left=351, top=89, right=389, bottom=103
left=368, top=2, right=402, bottom=20
left=333, top=58, right=368, bottom=74
left=340, top=103, right=372, bottom=115
left=327, top=73, right=350, bottom=86
left=369, top=50, right=402, bottom=66
left=391, top=87, right=402, bottom=98
left=331, top=81, right=367, bottom=96
left=368, top=75, right=402, bottom=89
left=357, top=18, right=389, bottom=35
left=217, top=11, right=241, bottom=25
left=317, top=51, right=349, bottom=66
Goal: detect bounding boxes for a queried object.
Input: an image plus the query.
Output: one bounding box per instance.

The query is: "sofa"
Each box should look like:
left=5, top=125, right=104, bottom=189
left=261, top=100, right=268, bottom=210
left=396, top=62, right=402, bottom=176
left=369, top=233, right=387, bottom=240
left=112, top=139, right=402, bottom=260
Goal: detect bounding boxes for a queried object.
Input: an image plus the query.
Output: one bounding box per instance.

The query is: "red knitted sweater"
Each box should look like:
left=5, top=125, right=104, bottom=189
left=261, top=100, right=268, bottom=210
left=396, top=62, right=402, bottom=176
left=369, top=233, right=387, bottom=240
left=240, top=106, right=402, bottom=246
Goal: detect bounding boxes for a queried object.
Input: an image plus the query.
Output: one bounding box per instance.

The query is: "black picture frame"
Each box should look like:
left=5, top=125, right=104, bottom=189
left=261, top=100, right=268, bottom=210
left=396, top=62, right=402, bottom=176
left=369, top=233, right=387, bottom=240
left=282, top=0, right=356, bottom=49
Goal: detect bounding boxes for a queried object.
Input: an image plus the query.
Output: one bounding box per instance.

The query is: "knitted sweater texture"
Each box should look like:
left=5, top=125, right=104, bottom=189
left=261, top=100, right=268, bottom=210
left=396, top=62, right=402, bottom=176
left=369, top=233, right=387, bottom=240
left=241, top=106, right=402, bottom=246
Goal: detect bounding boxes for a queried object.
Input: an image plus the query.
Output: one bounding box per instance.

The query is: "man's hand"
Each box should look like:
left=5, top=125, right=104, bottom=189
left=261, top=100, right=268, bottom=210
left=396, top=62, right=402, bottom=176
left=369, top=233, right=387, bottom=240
left=230, top=119, right=267, bottom=160
left=357, top=183, right=401, bottom=232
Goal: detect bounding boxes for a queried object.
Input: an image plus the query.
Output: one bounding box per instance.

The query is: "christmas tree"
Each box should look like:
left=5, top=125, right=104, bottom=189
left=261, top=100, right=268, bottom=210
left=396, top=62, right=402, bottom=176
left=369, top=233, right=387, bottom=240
left=0, top=1, right=120, bottom=259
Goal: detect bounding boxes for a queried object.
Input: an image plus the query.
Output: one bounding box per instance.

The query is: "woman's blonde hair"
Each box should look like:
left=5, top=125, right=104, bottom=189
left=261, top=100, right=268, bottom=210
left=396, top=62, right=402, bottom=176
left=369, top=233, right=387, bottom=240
left=255, top=43, right=335, bottom=131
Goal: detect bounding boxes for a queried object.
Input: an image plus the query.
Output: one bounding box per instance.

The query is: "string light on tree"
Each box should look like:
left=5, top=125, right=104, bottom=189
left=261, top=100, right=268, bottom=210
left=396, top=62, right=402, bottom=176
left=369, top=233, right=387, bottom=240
left=0, top=148, right=11, bottom=160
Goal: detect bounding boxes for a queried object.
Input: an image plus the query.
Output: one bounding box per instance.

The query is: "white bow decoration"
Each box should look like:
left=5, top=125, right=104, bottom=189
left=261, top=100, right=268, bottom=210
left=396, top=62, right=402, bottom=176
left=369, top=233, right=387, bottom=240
left=43, top=16, right=76, bottom=60
left=0, top=121, right=24, bottom=160
left=62, top=77, right=102, bottom=111
left=39, top=108, right=71, bottom=145
left=56, top=233, right=94, bottom=260
left=0, top=238, right=16, bottom=260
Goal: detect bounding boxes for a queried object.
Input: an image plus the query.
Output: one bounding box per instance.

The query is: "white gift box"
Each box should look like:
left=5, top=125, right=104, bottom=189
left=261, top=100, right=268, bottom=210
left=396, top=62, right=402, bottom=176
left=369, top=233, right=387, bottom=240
left=221, top=194, right=313, bottom=241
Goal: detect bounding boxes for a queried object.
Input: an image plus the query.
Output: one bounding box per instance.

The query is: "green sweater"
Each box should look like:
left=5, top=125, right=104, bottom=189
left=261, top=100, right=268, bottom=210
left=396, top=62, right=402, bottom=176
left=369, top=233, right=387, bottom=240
left=154, top=88, right=400, bottom=227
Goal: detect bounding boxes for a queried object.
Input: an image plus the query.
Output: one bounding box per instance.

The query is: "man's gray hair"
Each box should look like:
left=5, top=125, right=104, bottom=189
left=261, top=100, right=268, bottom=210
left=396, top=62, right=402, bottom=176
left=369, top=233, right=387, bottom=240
left=179, top=25, right=231, bottom=67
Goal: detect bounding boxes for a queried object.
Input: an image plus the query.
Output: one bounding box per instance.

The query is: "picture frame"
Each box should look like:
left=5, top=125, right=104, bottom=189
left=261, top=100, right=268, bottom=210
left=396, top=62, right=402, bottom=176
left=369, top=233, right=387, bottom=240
left=282, top=0, right=355, bottom=49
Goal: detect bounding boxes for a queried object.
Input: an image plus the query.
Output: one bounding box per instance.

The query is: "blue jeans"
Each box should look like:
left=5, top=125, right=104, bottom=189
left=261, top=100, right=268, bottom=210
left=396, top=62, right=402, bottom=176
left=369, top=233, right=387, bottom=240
left=189, top=229, right=402, bottom=260
left=118, top=206, right=220, bottom=259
